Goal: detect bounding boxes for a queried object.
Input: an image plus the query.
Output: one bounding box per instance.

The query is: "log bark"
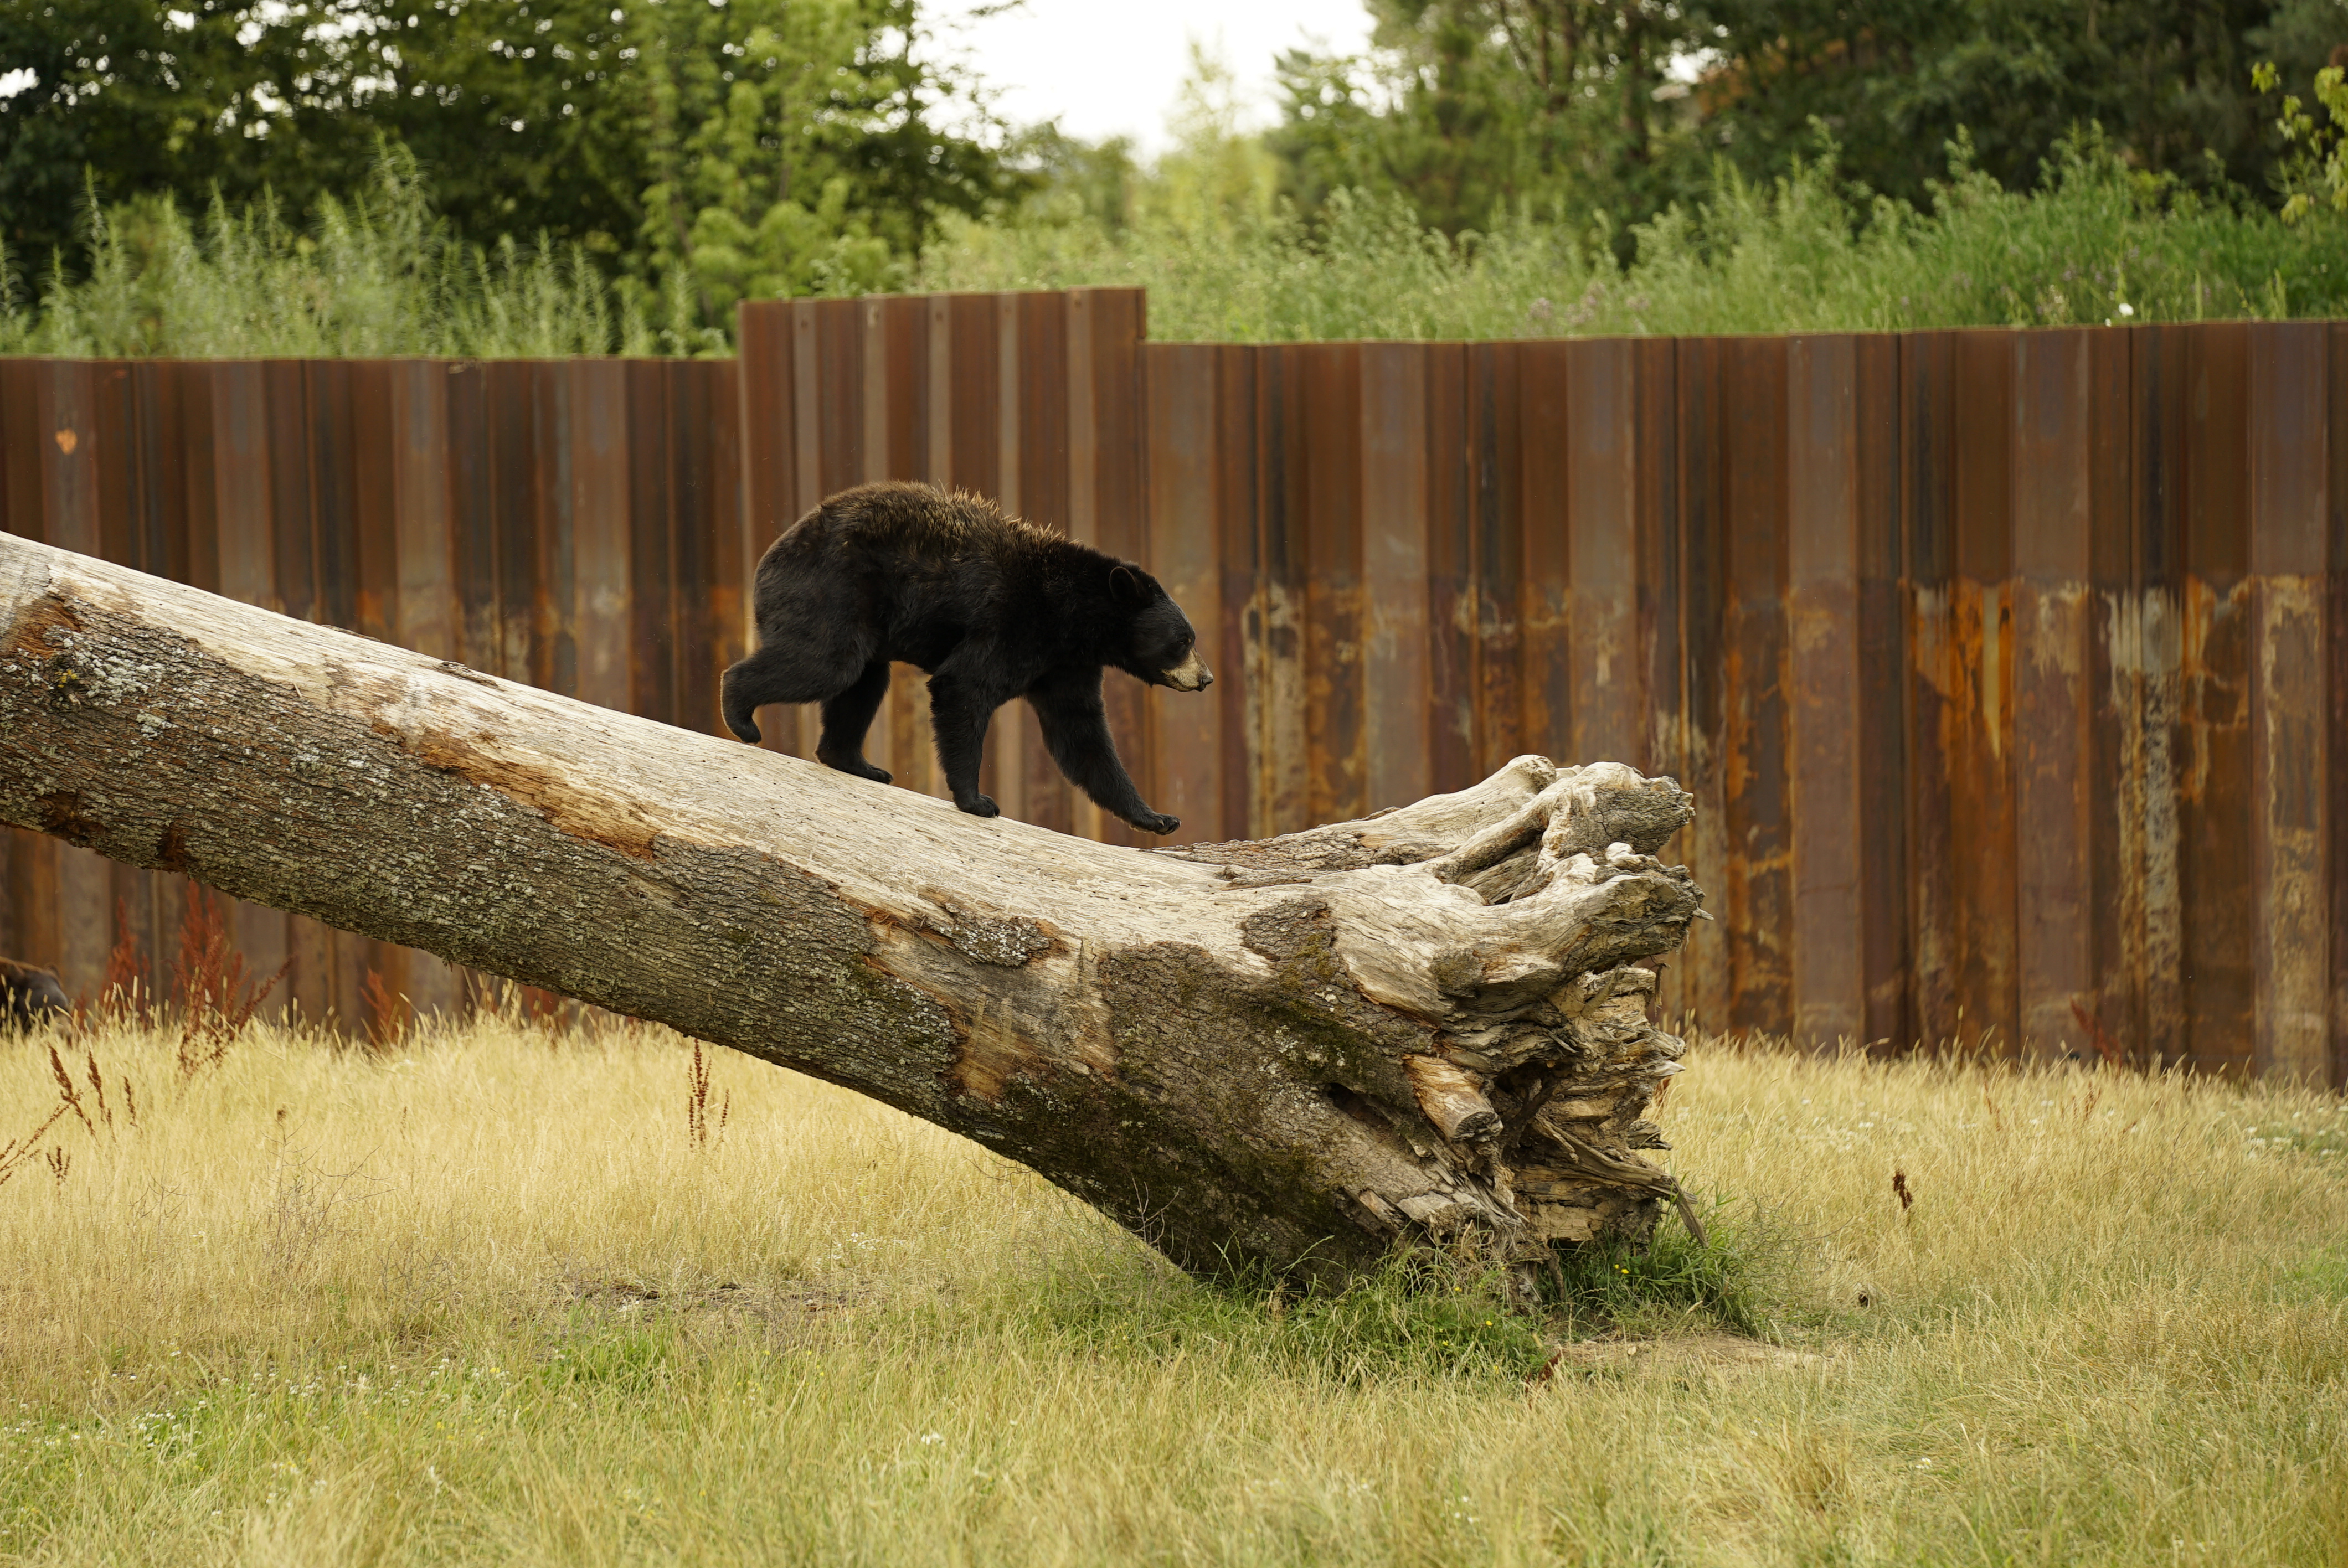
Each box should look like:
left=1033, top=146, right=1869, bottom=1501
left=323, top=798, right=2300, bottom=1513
left=0, top=535, right=1708, bottom=1286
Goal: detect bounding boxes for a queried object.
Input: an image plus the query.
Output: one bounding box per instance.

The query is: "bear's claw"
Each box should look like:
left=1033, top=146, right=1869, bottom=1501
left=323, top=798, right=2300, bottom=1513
left=956, top=794, right=1001, bottom=818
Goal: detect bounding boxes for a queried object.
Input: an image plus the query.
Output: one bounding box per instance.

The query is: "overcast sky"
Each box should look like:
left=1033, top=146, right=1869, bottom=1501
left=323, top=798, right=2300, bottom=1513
left=929, top=1, right=1378, bottom=154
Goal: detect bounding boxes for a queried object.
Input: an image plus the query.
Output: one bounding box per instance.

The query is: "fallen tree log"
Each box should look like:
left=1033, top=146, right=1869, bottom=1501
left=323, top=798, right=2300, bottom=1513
left=0, top=534, right=1708, bottom=1288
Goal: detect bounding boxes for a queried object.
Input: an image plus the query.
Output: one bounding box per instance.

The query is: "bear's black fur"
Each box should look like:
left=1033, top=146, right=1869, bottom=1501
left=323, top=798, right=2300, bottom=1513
left=1, top=957, right=68, bottom=1029
left=721, top=482, right=1211, bottom=833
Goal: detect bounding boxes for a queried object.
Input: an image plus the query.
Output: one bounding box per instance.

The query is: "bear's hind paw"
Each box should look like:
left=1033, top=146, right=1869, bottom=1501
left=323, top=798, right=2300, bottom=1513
left=821, top=754, right=893, bottom=785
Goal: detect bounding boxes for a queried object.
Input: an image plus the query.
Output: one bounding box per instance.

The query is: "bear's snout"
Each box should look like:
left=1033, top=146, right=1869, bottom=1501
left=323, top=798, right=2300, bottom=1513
left=1160, top=652, right=1214, bottom=692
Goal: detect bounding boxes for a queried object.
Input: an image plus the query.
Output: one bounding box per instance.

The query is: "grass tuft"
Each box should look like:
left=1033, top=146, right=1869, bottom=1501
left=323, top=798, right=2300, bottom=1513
left=1024, top=1249, right=1549, bottom=1386
left=1544, top=1193, right=1782, bottom=1338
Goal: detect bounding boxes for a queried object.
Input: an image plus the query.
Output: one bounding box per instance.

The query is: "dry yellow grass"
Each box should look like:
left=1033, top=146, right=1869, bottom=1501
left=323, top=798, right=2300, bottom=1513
left=3, top=1011, right=2345, bottom=1566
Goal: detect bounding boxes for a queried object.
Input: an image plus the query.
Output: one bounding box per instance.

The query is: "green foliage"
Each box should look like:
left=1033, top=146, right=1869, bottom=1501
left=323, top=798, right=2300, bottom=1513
left=619, top=0, right=1009, bottom=321
left=1684, top=0, right=2322, bottom=210
left=1268, top=1, right=1703, bottom=239
left=2258, top=58, right=2348, bottom=219
left=0, top=0, right=1009, bottom=335
left=1263, top=0, right=2348, bottom=235
left=0, top=0, right=390, bottom=274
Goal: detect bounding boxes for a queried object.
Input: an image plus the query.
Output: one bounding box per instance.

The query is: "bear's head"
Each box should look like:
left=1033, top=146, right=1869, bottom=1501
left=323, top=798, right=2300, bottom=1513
left=1, top=958, right=69, bottom=1029
left=1110, top=566, right=1213, bottom=693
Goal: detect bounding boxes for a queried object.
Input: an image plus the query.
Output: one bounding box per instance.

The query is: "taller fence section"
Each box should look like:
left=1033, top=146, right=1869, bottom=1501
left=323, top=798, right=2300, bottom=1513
left=739, top=306, right=2345, bottom=1080
left=0, top=356, right=744, bottom=1031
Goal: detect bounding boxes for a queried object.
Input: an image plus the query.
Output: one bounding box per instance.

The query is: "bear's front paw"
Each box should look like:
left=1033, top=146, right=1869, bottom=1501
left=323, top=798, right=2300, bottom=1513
left=956, top=793, right=1001, bottom=818
left=1130, top=810, right=1181, bottom=835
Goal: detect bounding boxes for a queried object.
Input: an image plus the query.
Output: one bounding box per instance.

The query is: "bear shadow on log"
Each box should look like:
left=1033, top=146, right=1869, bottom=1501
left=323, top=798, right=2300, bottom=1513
left=722, top=482, right=1212, bottom=835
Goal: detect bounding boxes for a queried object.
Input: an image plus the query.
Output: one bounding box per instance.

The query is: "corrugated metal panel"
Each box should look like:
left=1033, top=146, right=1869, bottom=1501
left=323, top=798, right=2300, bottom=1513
left=2329, top=324, right=2348, bottom=1089
left=1144, top=344, right=1224, bottom=843
left=2246, top=323, right=2331, bottom=1082
left=1360, top=343, right=1432, bottom=816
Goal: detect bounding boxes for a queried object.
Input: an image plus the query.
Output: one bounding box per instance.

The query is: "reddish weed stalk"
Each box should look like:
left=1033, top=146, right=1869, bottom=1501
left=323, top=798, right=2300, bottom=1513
left=0, top=1103, right=73, bottom=1189
left=94, top=898, right=152, bottom=1027
left=2069, top=1001, right=2129, bottom=1069
left=686, top=1041, right=730, bottom=1150
left=173, top=886, right=286, bottom=1078
left=361, top=969, right=410, bottom=1053
left=1, top=1045, right=136, bottom=1190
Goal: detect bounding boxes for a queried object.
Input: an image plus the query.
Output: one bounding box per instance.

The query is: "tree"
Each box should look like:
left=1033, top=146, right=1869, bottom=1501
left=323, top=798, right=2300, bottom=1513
left=1269, top=1, right=1709, bottom=236
left=0, top=534, right=1709, bottom=1290
left=602, top=0, right=1016, bottom=318
left=0, top=0, right=373, bottom=271
left=1265, top=0, right=2346, bottom=237
left=1686, top=0, right=2341, bottom=208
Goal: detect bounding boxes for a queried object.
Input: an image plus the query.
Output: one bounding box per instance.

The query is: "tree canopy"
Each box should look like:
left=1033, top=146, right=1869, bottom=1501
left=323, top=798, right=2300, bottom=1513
left=1266, top=0, right=2348, bottom=234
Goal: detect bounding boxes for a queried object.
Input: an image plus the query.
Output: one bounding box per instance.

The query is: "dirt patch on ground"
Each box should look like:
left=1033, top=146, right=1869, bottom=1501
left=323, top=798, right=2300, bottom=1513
left=1538, top=1332, right=1826, bottom=1384
left=559, top=1276, right=893, bottom=1332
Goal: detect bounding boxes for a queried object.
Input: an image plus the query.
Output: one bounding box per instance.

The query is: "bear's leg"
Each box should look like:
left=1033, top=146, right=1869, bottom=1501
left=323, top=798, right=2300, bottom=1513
left=1028, top=671, right=1180, bottom=835
left=722, top=638, right=867, bottom=745
left=926, top=663, right=1012, bottom=818
left=816, top=661, right=895, bottom=784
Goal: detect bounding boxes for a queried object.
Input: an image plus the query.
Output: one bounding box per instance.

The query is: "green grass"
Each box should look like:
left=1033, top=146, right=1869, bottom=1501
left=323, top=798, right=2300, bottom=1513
left=3, top=1015, right=2346, bottom=1565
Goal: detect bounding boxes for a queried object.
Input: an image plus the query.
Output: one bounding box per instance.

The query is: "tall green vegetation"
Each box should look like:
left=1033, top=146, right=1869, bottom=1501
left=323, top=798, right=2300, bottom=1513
left=1, top=151, right=670, bottom=358
left=928, top=125, right=2348, bottom=342
left=3, top=2, right=2346, bottom=354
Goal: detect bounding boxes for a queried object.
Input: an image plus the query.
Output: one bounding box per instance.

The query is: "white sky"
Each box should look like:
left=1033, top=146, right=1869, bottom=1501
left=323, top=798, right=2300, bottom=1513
left=928, top=1, right=1379, bottom=154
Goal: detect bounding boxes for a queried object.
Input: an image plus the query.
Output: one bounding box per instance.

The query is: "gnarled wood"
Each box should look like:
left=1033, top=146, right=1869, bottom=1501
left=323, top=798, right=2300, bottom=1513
left=0, top=535, right=1708, bottom=1286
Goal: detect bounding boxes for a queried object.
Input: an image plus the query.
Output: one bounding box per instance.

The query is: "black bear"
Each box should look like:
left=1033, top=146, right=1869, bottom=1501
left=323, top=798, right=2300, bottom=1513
left=721, top=482, right=1211, bottom=834
left=1, top=957, right=68, bottom=1029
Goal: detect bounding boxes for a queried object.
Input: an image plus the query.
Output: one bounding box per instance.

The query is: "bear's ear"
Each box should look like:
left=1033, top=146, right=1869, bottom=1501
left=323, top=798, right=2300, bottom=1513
left=1110, top=563, right=1157, bottom=607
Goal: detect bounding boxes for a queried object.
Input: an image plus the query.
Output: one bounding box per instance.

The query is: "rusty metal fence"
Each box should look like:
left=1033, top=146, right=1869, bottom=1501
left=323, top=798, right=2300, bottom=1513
left=4, top=295, right=2342, bottom=1080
